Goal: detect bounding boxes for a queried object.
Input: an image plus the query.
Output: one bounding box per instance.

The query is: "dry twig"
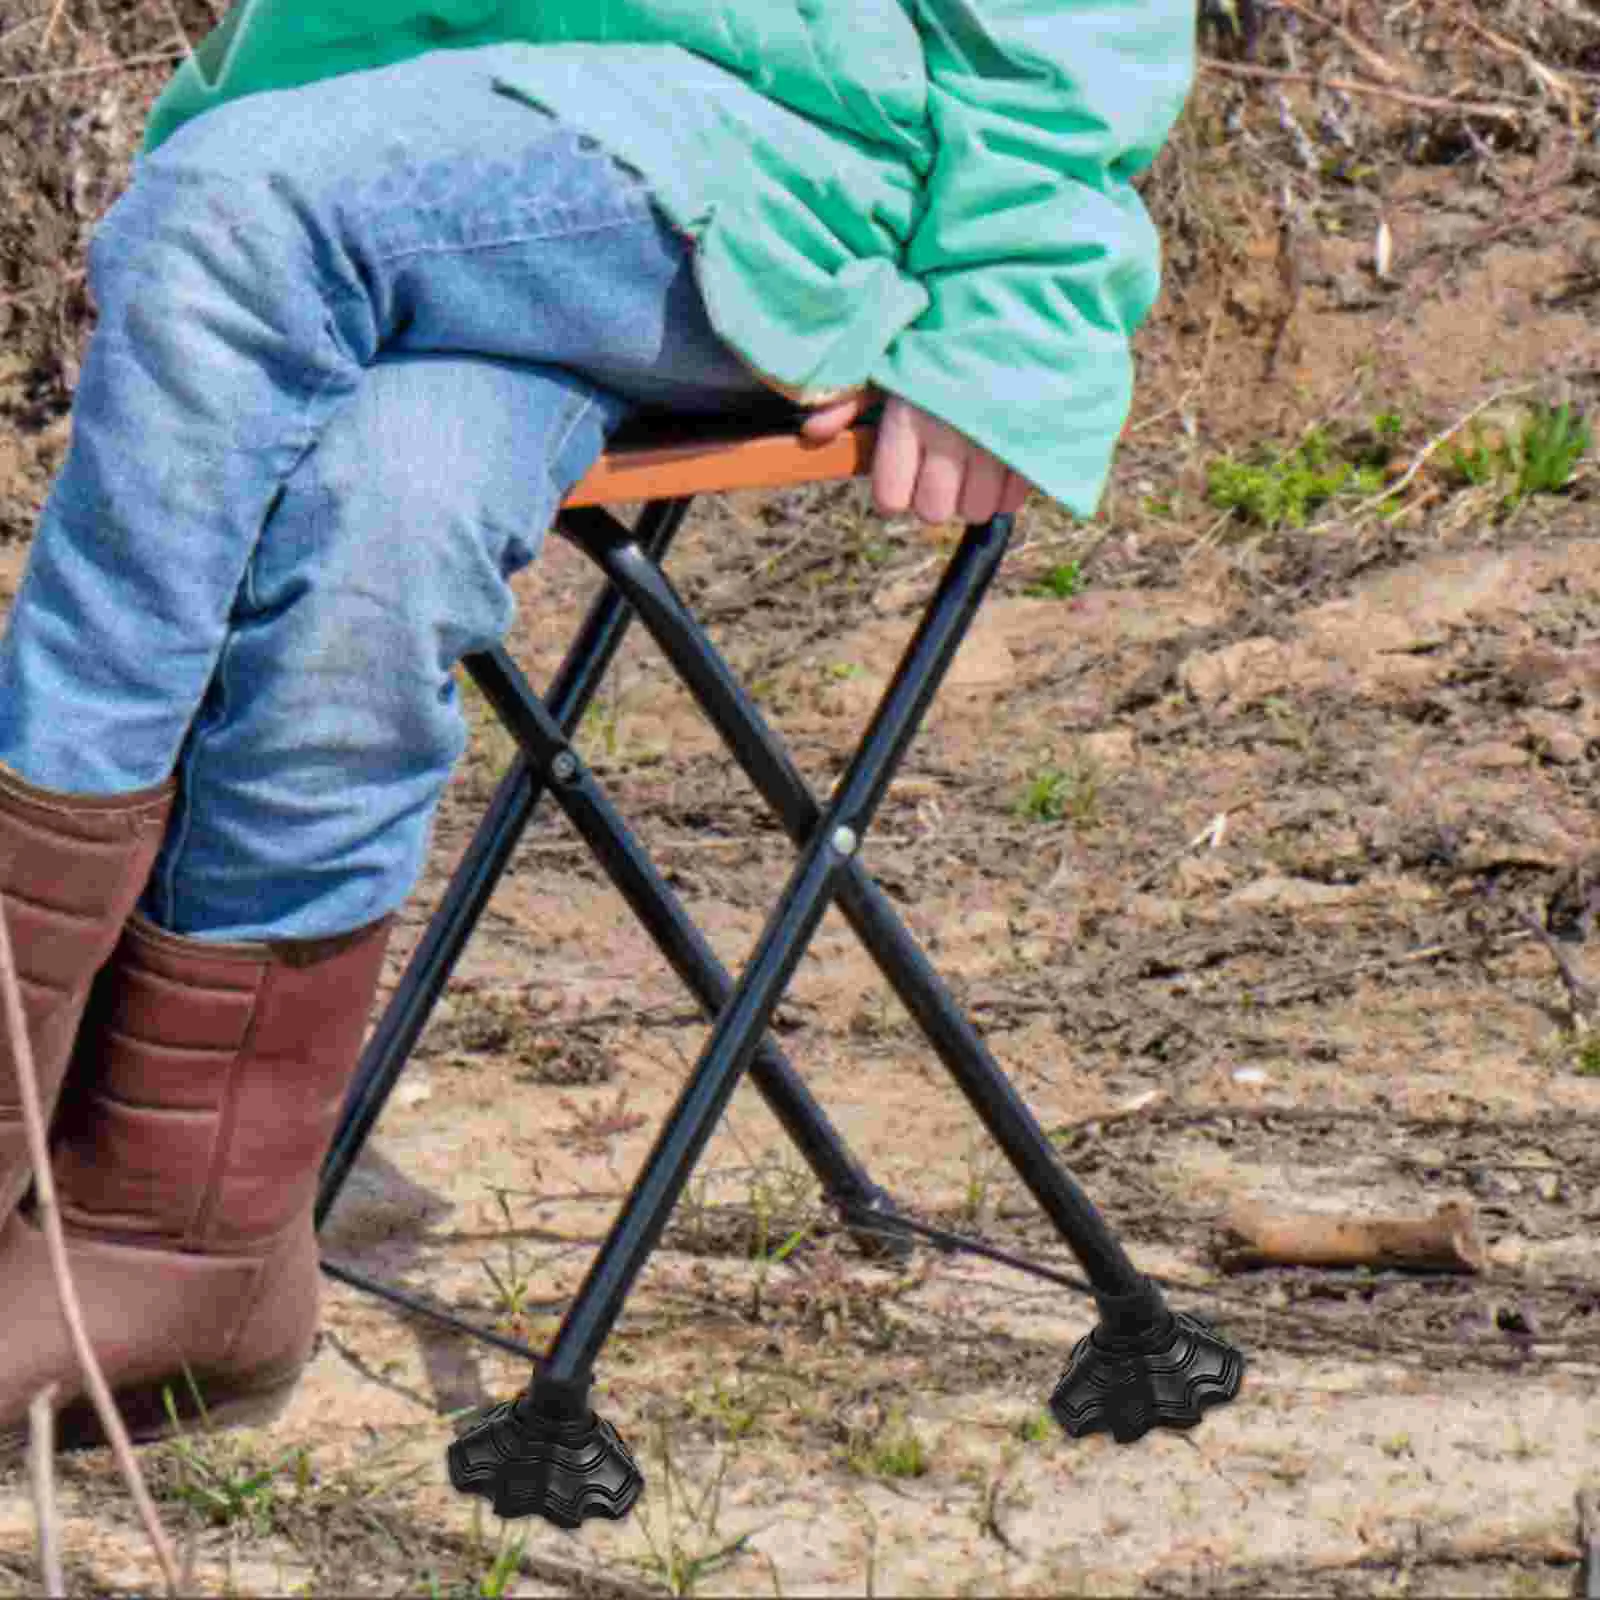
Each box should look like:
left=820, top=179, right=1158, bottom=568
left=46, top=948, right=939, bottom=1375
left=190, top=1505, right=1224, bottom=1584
left=0, top=898, right=181, bottom=1596
left=1274, top=0, right=1411, bottom=84
left=28, top=1388, right=64, bottom=1599
left=38, top=0, right=71, bottom=51
left=1535, top=0, right=1600, bottom=32
left=1516, top=909, right=1599, bottom=1033
left=0, top=47, right=184, bottom=87
left=156, top=0, right=194, bottom=57
left=1455, top=15, right=1584, bottom=124
left=1202, top=57, right=1526, bottom=124
left=1347, top=383, right=1536, bottom=519
left=1127, top=806, right=1240, bottom=897
left=1579, top=1487, right=1600, bottom=1600
left=1246, top=929, right=1534, bottom=1007
left=0, top=16, right=45, bottom=52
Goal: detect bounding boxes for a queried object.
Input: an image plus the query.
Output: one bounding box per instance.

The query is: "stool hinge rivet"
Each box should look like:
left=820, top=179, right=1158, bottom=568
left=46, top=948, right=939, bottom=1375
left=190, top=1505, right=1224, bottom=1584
left=549, top=751, right=580, bottom=783
left=831, top=825, right=858, bottom=857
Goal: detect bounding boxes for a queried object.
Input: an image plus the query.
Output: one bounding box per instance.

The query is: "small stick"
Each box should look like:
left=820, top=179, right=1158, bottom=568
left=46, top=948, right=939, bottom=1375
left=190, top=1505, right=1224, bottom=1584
left=1536, top=0, right=1600, bottom=32
left=1128, top=807, right=1236, bottom=895
left=28, top=1388, right=63, bottom=1599
left=0, top=900, right=181, bottom=1596
left=156, top=0, right=194, bottom=57
left=1250, top=929, right=1533, bottom=1007
left=1215, top=1198, right=1484, bottom=1273
left=0, top=16, right=46, bottom=52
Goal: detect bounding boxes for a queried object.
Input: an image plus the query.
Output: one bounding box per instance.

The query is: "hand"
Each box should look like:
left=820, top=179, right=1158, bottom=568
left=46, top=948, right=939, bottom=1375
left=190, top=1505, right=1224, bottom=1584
left=802, top=391, right=1031, bottom=526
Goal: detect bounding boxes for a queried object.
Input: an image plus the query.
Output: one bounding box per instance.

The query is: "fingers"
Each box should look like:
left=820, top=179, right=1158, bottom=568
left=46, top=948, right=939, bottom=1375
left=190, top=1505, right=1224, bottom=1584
left=871, top=397, right=922, bottom=517
left=800, top=388, right=871, bottom=442
left=999, top=472, right=1032, bottom=517
left=873, top=398, right=965, bottom=521
left=957, top=449, right=1007, bottom=525
left=912, top=434, right=966, bottom=524
left=870, top=398, right=1034, bottom=526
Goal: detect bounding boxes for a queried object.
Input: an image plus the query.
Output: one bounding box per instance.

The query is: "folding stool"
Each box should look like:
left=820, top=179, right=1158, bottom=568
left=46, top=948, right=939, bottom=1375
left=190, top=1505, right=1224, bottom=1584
left=313, top=406, right=1245, bottom=1528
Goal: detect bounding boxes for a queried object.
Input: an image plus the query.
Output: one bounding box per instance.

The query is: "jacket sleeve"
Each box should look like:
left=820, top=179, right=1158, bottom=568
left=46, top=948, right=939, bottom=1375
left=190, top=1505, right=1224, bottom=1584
left=870, top=0, right=1195, bottom=517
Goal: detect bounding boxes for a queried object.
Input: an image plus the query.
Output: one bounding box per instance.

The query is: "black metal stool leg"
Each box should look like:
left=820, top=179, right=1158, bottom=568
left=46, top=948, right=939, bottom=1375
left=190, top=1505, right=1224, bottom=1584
left=318, top=490, right=898, bottom=1348
left=316, top=498, right=698, bottom=1227
left=463, top=643, right=902, bottom=1249
left=448, top=513, right=1020, bottom=1521
left=555, top=508, right=1245, bottom=1443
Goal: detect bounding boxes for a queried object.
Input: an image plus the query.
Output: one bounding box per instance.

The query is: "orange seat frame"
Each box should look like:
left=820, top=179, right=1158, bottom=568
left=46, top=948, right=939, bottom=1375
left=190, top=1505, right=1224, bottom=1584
left=563, top=418, right=877, bottom=508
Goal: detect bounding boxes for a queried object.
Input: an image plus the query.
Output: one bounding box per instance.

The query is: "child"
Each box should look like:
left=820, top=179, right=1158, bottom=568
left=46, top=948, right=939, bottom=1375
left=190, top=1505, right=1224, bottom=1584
left=0, top=0, right=1194, bottom=1437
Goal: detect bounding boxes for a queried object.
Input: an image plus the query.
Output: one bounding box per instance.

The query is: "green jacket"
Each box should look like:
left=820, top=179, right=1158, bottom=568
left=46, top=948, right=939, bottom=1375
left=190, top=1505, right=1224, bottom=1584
left=142, top=2, right=1194, bottom=515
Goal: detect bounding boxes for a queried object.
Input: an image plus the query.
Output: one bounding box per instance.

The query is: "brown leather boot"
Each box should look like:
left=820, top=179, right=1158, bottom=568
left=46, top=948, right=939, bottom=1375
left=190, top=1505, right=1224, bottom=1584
left=0, top=765, right=175, bottom=1226
left=0, top=910, right=391, bottom=1446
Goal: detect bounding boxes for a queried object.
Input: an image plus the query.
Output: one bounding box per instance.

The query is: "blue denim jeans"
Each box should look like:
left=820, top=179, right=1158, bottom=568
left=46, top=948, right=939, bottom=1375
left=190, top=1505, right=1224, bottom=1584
left=0, top=45, right=769, bottom=941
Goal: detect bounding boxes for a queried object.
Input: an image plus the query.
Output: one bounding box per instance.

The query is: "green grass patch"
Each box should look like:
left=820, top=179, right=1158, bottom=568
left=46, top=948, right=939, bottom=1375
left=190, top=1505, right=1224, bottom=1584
left=1015, top=757, right=1099, bottom=827
left=1014, top=1410, right=1055, bottom=1444
left=1024, top=559, right=1083, bottom=600
left=848, top=1410, right=930, bottom=1480
left=1205, top=426, right=1386, bottom=530
left=1448, top=401, right=1590, bottom=508
left=1574, top=1032, right=1600, bottom=1079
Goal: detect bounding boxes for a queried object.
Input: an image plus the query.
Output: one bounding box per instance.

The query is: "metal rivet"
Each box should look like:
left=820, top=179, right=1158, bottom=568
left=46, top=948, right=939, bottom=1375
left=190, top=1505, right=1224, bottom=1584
left=831, top=826, right=858, bottom=857
left=550, top=752, right=579, bottom=782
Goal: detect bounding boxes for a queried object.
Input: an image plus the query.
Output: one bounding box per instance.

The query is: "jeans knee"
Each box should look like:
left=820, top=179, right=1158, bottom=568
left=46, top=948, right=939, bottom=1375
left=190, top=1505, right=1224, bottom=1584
left=88, top=144, right=369, bottom=385
left=91, top=150, right=292, bottom=306
left=250, top=395, right=524, bottom=685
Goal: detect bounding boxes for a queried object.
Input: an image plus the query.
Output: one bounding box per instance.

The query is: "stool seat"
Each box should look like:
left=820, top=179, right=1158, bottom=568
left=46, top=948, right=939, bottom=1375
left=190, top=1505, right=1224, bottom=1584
left=564, top=412, right=876, bottom=507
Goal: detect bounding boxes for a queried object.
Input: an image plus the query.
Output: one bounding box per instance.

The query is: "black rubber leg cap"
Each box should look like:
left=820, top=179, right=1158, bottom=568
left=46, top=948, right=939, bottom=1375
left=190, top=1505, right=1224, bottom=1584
left=1050, top=1309, right=1244, bottom=1444
left=447, top=1379, right=643, bottom=1526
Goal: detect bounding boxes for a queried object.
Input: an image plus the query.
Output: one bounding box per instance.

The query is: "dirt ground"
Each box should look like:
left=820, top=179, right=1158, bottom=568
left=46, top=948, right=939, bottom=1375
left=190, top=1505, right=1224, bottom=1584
left=0, top=1, right=1598, bottom=1594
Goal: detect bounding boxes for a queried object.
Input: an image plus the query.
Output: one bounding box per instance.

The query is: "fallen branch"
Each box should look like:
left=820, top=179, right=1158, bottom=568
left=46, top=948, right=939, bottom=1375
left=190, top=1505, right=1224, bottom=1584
left=1214, top=1198, right=1484, bottom=1273
left=0, top=900, right=181, bottom=1596
left=1202, top=58, right=1527, bottom=124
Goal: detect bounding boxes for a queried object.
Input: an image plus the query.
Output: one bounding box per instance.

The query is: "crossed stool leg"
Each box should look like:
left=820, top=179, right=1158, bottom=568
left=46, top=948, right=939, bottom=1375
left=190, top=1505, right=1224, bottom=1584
left=318, top=492, right=1245, bottom=1528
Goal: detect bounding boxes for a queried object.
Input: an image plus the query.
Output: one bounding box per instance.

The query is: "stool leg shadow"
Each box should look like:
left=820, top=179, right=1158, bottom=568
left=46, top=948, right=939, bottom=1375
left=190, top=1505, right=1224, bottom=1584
left=318, top=1148, right=492, bottom=1420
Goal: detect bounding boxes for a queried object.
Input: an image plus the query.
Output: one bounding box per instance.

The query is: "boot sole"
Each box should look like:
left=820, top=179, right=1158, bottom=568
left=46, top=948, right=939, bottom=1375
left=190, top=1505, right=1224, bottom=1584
left=1, top=1367, right=303, bottom=1457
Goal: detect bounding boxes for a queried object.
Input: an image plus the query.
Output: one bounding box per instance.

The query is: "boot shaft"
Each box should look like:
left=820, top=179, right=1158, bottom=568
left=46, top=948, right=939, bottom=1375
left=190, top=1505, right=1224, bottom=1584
left=54, top=913, right=392, bottom=1250
left=0, top=765, right=174, bottom=1221
left=0, top=909, right=393, bottom=1443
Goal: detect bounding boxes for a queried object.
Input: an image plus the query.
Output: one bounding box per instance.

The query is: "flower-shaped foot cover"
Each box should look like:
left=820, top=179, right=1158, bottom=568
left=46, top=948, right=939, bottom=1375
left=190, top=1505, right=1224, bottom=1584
left=1050, top=1308, right=1244, bottom=1443
left=448, top=1381, right=643, bottom=1526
